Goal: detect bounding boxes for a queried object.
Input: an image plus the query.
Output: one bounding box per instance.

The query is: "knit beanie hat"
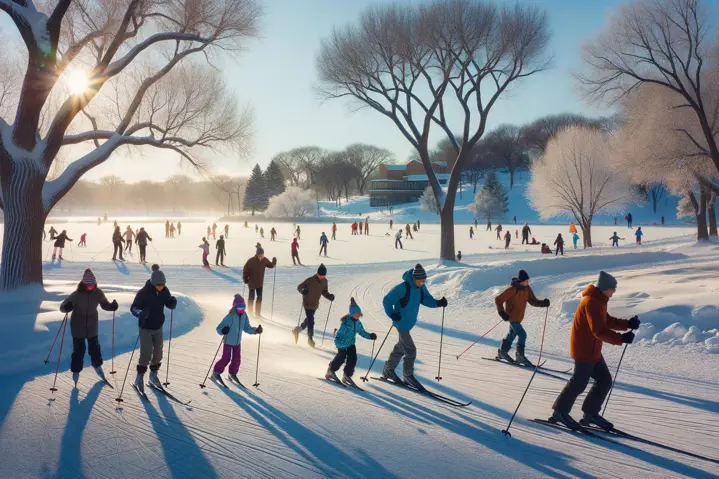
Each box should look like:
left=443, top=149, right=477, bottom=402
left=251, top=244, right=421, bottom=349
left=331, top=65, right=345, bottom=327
left=151, top=269, right=166, bottom=286
left=518, top=270, right=529, bottom=282
left=82, top=269, right=97, bottom=287
left=412, top=263, right=427, bottom=281
left=232, top=294, right=246, bottom=314
left=256, top=247, right=264, bottom=255
left=318, top=263, right=327, bottom=276
left=151, top=264, right=160, bottom=272
left=596, top=271, right=618, bottom=291
left=349, top=297, right=362, bottom=317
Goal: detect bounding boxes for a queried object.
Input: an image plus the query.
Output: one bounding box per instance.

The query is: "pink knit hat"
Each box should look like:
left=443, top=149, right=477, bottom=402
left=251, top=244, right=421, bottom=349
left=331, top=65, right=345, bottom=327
left=82, top=269, right=97, bottom=287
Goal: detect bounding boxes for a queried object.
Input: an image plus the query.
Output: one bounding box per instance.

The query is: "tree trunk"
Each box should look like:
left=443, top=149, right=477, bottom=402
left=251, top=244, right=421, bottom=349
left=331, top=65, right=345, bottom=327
left=697, top=187, right=709, bottom=241
left=509, top=168, right=514, bottom=189
left=0, top=164, right=47, bottom=290
left=708, top=194, right=717, bottom=237
left=580, top=217, right=592, bottom=247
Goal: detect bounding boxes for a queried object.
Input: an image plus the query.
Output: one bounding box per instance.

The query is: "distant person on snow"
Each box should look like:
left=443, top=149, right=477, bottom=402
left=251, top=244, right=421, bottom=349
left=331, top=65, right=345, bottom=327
left=413, top=223, right=418, bottom=232
left=270, top=227, right=277, bottom=241
left=494, top=269, right=549, bottom=366
left=381, top=264, right=447, bottom=390
left=260, top=227, right=265, bottom=239
left=530, top=237, right=539, bottom=245
left=216, top=235, right=227, bottom=266
left=212, top=294, right=262, bottom=385
left=572, top=232, right=580, bottom=249
left=390, top=219, right=393, bottom=230
left=168, top=223, right=175, bottom=238
left=521, top=223, right=531, bottom=244
left=609, top=232, right=623, bottom=247
left=416, top=220, right=421, bottom=231
left=103, top=214, right=108, bottom=222
left=295, top=225, right=301, bottom=240
left=199, top=237, right=211, bottom=268
left=124, top=226, right=135, bottom=253
left=78, top=233, right=87, bottom=247
left=291, top=238, right=302, bottom=265
left=661, top=216, right=665, bottom=225
left=626, top=212, right=633, bottom=229
left=112, top=226, right=125, bottom=261
left=224, top=224, right=228, bottom=238
left=177, top=222, right=182, bottom=236
left=635, top=227, right=643, bottom=245
left=504, top=230, right=511, bottom=249
left=457, top=251, right=462, bottom=262
left=49, top=226, right=58, bottom=240
left=135, top=227, right=152, bottom=264
left=554, top=233, right=565, bottom=256
left=212, top=223, right=217, bottom=240
left=294, top=263, right=335, bottom=347
left=242, top=247, right=277, bottom=318
left=244, top=221, right=249, bottom=228
left=474, top=218, right=478, bottom=229
left=131, top=267, right=177, bottom=395
left=395, top=230, right=403, bottom=249
left=60, top=269, right=118, bottom=386
left=331, top=222, right=337, bottom=240
left=541, top=243, right=552, bottom=254
left=97, top=218, right=101, bottom=226
left=319, top=232, right=329, bottom=257
left=495, top=224, right=503, bottom=240
left=486, top=219, right=492, bottom=231
left=514, top=216, right=517, bottom=224
left=469, top=227, right=474, bottom=239
left=515, top=229, right=519, bottom=239
left=551, top=271, right=639, bottom=431
left=255, top=224, right=258, bottom=233
left=359, top=221, right=363, bottom=234
left=165, top=220, right=170, bottom=238
left=405, top=223, right=413, bottom=239
left=614, top=217, right=617, bottom=226
left=365, top=218, right=370, bottom=235
left=325, top=298, right=376, bottom=386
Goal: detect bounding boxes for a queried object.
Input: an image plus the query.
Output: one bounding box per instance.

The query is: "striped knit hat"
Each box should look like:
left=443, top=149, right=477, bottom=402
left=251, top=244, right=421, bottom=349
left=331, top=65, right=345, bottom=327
left=232, top=294, right=246, bottom=314
left=412, top=264, right=427, bottom=281
left=82, top=269, right=97, bottom=287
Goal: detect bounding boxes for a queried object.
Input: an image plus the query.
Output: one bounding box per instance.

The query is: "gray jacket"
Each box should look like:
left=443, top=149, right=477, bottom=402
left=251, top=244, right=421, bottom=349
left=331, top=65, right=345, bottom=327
left=60, top=288, right=114, bottom=339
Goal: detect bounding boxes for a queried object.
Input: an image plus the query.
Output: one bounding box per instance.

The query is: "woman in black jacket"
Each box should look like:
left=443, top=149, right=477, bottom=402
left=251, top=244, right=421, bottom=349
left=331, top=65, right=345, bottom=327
left=112, top=226, right=125, bottom=261
left=52, top=230, right=72, bottom=260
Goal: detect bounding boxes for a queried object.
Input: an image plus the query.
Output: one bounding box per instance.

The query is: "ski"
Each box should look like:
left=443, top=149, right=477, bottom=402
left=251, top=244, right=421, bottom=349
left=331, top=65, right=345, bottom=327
left=227, top=376, right=247, bottom=389
left=341, top=377, right=365, bottom=391
left=98, top=377, right=115, bottom=389
left=371, top=377, right=471, bottom=407
left=481, top=357, right=566, bottom=381
left=320, top=377, right=347, bottom=388
left=147, top=382, right=192, bottom=405
left=210, top=374, right=229, bottom=389
left=583, top=425, right=719, bottom=465
left=529, top=419, right=629, bottom=448
left=131, top=382, right=149, bottom=400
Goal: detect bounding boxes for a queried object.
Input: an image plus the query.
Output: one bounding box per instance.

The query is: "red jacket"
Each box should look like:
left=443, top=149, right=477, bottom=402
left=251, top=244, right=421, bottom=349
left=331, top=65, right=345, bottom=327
left=570, top=285, right=629, bottom=363
left=291, top=239, right=299, bottom=253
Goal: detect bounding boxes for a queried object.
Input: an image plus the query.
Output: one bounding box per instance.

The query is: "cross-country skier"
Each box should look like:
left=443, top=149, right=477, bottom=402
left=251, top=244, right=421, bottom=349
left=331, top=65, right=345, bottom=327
left=325, top=298, right=376, bottom=386
left=551, top=271, right=639, bottom=431
left=319, top=232, right=329, bottom=257
left=395, top=229, right=403, bottom=249
left=199, top=237, right=210, bottom=268
left=124, top=226, right=135, bottom=253
left=496, top=224, right=503, bottom=240
left=331, top=222, right=337, bottom=240
left=554, top=233, right=565, bottom=256
left=177, top=221, right=182, bottom=236
left=130, top=268, right=177, bottom=394
left=52, top=230, right=72, bottom=260
left=390, top=219, right=393, bottom=230
left=169, top=223, right=176, bottom=238
left=380, top=264, right=447, bottom=389
left=78, top=233, right=87, bottom=247
left=609, top=232, right=623, bottom=247
left=260, top=227, right=264, bottom=239
left=486, top=219, right=492, bottom=231
left=60, top=269, right=118, bottom=386
left=135, top=227, right=152, bottom=263
left=212, top=294, right=262, bottom=384
left=49, top=226, right=58, bottom=240
left=270, top=227, right=277, bottom=241
left=504, top=230, right=511, bottom=249
left=572, top=232, right=580, bottom=249
left=112, top=226, right=125, bottom=261
left=242, top=247, right=277, bottom=318
left=494, top=269, right=549, bottom=366
left=626, top=212, right=633, bottom=229
left=635, top=227, right=643, bottom=245
left=291, top=238, right=302, bottom=265
left=365, top=218, right=369, bottom=234
left=522, top=223, right=531, bottom=244
left=295, top=225, right=301, bottom=239
left=405, top=224, right=413, bottom=239
left=469, top=227, right=474, bottom=239
left=293, top=264, right=335, bottom=347
left=216, top=235, right=227, bottom=266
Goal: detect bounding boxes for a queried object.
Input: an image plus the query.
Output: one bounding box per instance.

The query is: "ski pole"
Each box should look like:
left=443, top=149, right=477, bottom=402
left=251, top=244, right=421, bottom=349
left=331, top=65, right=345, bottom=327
left=320, top=300, right=334, bottom=347
left=361, top=325, right=393, bottom=383
left=163, top=310, right=174, bottom=386
left=199, top=335, right=225, bottom=389
left=49, top=312, right=69, bottom=395
left=151, top=241, right=164, bottom=265
left=270, top=268, right=276, bottom=321
left=502, top=307, right=550, bottom=437
left=69, top=242, right=74, bottom=262
left=602, top=332, right=632, bottom=416
left=252, top=333, right=262, bottom=388
left=296, top=304, right=304, bottom=329
left=456, top=319, right=504, bottom=360
left=370, top=339, right=376, bottom=361
left=109, top=311, right=116, bottom=374
left=115, top=334, right=140, bottom=405
left=435, top=307, right=445, bottom=382
left=44, top=314, right=68, bottom=364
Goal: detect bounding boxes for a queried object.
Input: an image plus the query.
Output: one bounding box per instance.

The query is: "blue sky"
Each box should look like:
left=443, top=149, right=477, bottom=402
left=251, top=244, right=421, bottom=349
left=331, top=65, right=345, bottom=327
left=89, top=0, right=623, bottom=180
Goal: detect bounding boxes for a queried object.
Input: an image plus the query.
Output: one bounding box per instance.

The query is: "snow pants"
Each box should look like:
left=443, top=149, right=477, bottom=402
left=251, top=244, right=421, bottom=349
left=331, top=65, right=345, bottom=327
left=248, top=288, right=263, bottom=316
left=395, top=238, right=403, bottom=249
left=504, top=322, right=527, bottom=348
left=202, top=253, right=209, bottom=267
left=522, top=235, right=529, bottom=244
left=329, top=344, right=357, bottom=377
left=319, top=244, right=327, bottom=256
left=384, top=329, right=417, bottom=377
left=139, top=244, right=147, bottom=262
left=216, top=250, right=224, bottom=265
left=292, top=253, right=300, bottom=265
left=496, top=231, right=501, bottom=240
left=553, top=356, right=612, bottom=416
left=125, top=241, right=132, bottom=253
left=612, top=240, right=618, bottom=247
left=213, top=344, right=242, bottom=375
left=71, top=336, right=102, bottom=373
left=331, top=231, right=336, bottom=240
left=555, top=244, right=564, bottom=256
left=137, top=327, right=163, bottom=374
left=112, top=241, right=124, bottom=260
left=53, top=247, right=64, bottom=257
left=300, top=309, right=316, bottom=338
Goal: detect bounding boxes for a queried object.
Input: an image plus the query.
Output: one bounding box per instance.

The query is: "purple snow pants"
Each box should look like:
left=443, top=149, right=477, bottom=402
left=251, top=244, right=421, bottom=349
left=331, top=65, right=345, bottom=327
left=213, top=344, right=242, bottom=375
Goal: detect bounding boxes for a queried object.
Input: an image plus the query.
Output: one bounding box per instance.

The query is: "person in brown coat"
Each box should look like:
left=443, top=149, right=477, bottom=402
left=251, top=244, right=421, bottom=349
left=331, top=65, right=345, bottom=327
left=292, top=263, right=335, bottom=347
left=242, top=247, right=277, bottom=317
left=551, top=271, right=639, bottom=431
left=494, top=269, right=549, bottom=365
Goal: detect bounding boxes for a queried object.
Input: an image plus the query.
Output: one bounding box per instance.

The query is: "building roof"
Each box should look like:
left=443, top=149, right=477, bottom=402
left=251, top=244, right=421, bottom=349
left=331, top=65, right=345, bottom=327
left=406, top=174, right=450, bottom=182
left=384, top=164, right=407, bottom=171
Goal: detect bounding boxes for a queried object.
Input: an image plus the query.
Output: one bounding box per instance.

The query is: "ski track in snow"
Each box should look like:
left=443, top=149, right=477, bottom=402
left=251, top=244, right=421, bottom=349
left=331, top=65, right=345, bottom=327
left=0, top=221, right=718, bottom=478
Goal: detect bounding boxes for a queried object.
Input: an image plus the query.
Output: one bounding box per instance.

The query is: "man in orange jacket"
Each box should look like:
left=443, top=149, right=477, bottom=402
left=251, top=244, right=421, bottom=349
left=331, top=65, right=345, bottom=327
left=551, top=271, right=640, bottom=431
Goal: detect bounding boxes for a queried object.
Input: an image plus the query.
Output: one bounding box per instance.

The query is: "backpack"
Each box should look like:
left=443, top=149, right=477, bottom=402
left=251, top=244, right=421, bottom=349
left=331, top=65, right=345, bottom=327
left=400, top=282, right=423, bottom=308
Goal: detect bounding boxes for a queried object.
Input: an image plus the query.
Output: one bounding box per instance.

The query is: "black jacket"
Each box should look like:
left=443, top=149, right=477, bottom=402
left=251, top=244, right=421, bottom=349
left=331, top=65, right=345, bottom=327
left=217, top=238, right=226, bottom=253
left=53, top=233, right=72, bottom=248
left=135, top=230, right=152, bottom=246
left=131, top=282, right=174, bottom=330
left=112, top=230, right=125, bottom=244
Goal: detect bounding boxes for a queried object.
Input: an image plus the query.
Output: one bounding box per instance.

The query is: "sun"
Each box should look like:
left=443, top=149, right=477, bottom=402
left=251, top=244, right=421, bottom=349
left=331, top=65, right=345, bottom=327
left=66, top=68, right=90, bottom=95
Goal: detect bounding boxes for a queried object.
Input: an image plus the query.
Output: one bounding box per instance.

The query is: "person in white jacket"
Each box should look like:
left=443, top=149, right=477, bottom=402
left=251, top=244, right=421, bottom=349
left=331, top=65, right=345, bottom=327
left=211, top=294, right=263, bottom=384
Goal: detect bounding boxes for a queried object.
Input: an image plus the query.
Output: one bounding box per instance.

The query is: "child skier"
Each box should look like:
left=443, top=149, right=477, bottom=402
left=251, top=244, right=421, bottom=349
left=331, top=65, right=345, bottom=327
left=494, top=269, right=550, bottom=366
left=130, top=268, right=177, bottom=394
left=78, top=233, right=87, bottom=247
left=554, top=233, right=565, bottom=256
left=457, top=251, right=462, bottom=261
left=325, top=298, right=377, bottom=387
left=504, top=230, right=511, bottom=249
left=212, top=294, right=263, bottom=385
left=635, top=227, right=643, bottom=245
left=291, top=237, right=302, bottom=265
left=469, top=226, right=474, bottom=239
left=52, top=230, right=72, bottom=260
left=609, top=232, right=624, bottom=247
left=395, top=229, right=403, bottom=249
left=270, top=227, right=277, bottom=241
left=572, top=232, right=580, bottom=249
left=60, top=269, right=118, bottom=386
left=293, top=264, right=335, bottom=347
left=331, top=223, right=337, bottom=240
left=295, top=225, right=301, bottom=239
left=199, top=237, right=210, bottom=267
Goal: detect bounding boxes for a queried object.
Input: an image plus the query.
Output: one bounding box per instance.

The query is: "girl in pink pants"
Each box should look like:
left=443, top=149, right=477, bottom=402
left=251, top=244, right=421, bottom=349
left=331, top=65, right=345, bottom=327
left=212, top=294, right=263, bottom=384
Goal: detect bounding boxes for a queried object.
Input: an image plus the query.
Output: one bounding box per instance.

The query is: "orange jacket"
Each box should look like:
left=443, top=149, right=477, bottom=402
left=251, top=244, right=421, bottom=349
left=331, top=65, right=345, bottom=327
left=494, top=280, right=543, bottom=323
left=570, top=285, right=629, bottom=363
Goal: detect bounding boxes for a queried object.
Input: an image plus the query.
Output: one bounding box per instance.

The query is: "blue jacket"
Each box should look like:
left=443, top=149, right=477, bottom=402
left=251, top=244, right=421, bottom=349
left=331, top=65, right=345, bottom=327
left=383, top=269, right=439, bottom=331
left=216, top=310, right=257, bottom=346
left=334, top=315, right=372, bottom=349
left=635, top=229, right=643, bottom=237
left=131, top=282, right=173, bottom=330
left=320, top=234, right=328, bottom=245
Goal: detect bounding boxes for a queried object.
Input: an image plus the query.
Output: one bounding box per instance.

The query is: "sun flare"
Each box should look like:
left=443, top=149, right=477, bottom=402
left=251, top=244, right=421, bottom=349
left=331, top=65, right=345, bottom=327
left=66, top=68, right=90, bottom=95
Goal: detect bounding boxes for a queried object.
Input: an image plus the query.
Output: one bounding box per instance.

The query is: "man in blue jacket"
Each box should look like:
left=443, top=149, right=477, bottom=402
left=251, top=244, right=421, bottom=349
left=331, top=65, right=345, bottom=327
left=381, top=264, right=447, bottom=390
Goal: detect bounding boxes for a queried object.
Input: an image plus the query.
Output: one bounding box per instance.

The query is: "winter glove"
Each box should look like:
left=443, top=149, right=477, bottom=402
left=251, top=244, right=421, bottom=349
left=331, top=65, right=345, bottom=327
left=108, top=300, right=119, bottom=312
left=243, top=276, right=249, bottom=284
left=437, top=297, right=448, bottom=308
left=221, top=326, right=230, bottom=335
left=139, top=310, right=150, bottom=326
left=62, top=302, right=74, bottom=313
left=542, top=298, right=551, bottom=308
left=272, top=257, right=277, bottom=265
left=627, top=316, right=640, bottom=330
left=167, top=296, right=177, bottom=310
left=328, top=294, right=335, bottom=302
left=621, top=331, right=635, bottom=344
left=370, top=333, right=378, bottom=340
left=390, top=312, right=402, bottom=322
left=256, top=325, right=263, bottom=334
left=499, top=311, right=510, bottom=322
left=301, top=288, right=309, bottom=296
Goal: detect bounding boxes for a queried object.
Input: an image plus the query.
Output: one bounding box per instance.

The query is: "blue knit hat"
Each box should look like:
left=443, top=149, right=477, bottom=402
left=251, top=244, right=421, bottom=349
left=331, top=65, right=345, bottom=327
left=232, top=294, right=246, bottom=314
left=349, top=297, right=362, bottom=317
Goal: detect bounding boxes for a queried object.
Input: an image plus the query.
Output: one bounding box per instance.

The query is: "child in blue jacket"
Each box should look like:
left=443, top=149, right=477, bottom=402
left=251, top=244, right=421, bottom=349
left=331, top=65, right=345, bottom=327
left=212, top=294, right=263, bottom=384
left=325, top=298, right=376, bottom=387
left=635, top=227, right=643, bottom=245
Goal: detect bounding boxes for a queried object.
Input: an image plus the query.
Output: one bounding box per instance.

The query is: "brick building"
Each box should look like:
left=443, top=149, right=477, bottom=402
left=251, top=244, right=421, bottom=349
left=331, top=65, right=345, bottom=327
left=369, top=158, right=453, bottom=207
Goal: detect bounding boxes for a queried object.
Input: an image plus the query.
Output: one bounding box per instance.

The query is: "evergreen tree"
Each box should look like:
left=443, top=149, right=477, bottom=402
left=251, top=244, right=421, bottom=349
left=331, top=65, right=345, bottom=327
left=468, top=171, right=509, bottom=221
left=264, top=160, right=286, bottom=198
left=244, top=164, right=268, bottom=215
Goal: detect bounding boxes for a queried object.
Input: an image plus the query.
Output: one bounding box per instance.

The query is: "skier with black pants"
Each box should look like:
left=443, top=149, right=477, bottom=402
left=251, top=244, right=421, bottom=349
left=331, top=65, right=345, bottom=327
left=521, top=223, right=531, bottom=244
left=112, top=226, right=125, bottom=261
left=319, top=232, right=329, bottom=257
left=216, top=235, right=227, bottom=266
left=52, top=230, right=72, bottom=260
left=135, top=227, right=152, bottom=263
left=242, top=247, right=277, bottom=318
left=294, top=264, right=334, bottom=347
left=554, top=234, right=565, bottom=256
left=326, top=298, right=376, bottom=386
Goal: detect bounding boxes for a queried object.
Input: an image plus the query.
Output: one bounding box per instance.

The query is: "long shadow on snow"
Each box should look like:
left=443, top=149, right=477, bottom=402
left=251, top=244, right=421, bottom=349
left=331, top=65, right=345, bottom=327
left=221, top=387, right=399, bottom=479
left=206, top=268, right=241, bottom=284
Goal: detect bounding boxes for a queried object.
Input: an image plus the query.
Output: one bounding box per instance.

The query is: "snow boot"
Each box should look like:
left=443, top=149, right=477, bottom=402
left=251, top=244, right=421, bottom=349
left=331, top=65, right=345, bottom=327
left=52, top=254, right=56, bottom=260
left=292, top=327, right=300, bottom=344
left=255, top=302, right=263, bottom=319
left=381, top=368, right=403, bottom=384
left=325, top=368, right=340, bottom=383
left=307, top=336, right=316, bottom=348
left=94, top=366, right=106, bottom=382
left=134, top=374, right=145, bottom=394
left=497, top=339, right=514, bottom=362
left=580, top=412, right=614, bottom=431
left=515, top=344, right=533, bottom=367
left=72, top=372, right=79, bottom=386
left=550, top=410, right=582, bottom=431
left=228, top=374, right=241, bottom=385
left=149, top=370, right=162, bottom=389
left=342, top=374, right=358, bottom=388
left=403, top=374, right=426, bottom=392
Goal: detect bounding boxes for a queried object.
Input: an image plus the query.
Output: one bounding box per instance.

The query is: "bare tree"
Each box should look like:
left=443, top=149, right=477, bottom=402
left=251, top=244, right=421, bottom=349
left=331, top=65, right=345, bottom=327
left=99, top=175, right=126, bottom=210
left=317, top=0, right=551, bottom=260
left=0, top=0, right=261, bottom=289
left=344, top=143, right=394, bottom=195
left=578, top=0, right=719, bottom=196
left=484, top=124, right=527, bottom=188
left=529, top=126, right=633, bottom=247
left=166, top=175, right=193, bottom=212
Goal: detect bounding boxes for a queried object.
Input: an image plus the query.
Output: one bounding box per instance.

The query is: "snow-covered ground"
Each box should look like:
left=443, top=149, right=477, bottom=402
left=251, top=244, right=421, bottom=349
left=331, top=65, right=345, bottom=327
left=0, top=219, right=718, bottom=478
